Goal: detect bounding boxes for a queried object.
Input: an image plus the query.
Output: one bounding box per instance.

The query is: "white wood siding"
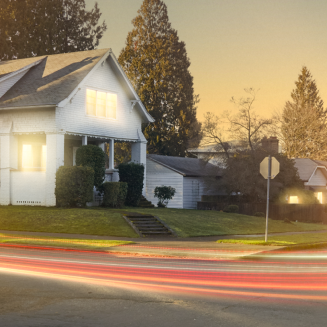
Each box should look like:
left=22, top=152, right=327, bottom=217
left=0, top=109, right=56, bottom=134
left=11, top=172, right=46, bottom=205
left=146, top=159, right=183, bottom=208
left=307, top=168, right=327, bottom=186
left=183, top=177, right=205, bottom=209
left=57, top=58, right=143, bottom=140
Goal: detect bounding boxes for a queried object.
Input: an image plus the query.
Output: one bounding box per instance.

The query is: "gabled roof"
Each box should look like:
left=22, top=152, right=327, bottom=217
left=147, top=154, right=222, bottom=177
left=293, top=158, right=327, bottom=182
left=0, top=49, right=154, bottom=122
left=0, top=49, right=108, bottom=108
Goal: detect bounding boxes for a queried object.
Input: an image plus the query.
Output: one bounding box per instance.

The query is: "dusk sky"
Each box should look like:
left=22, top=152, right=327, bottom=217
left=87, top=0, right=327, bottom=120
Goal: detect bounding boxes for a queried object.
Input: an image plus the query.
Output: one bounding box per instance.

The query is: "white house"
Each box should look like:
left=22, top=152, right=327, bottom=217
left=293, top=158, right=327, bottom=204
left=0, top=48, right=154, bottom=206
left=146, top=154, right=221, bottom=209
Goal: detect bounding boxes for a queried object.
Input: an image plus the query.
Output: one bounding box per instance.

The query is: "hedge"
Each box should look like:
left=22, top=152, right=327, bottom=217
left=102, top=182, right=128, bottom=208
left=55, top=166, right=94, bottom=207
left=76, top=145, right=105, bottom=188
left=118, top=162, right=144, bottom=206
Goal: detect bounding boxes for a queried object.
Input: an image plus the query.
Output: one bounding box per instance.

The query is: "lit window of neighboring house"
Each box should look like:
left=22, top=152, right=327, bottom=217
left=22, top=144, right=46, bottom=170
left=289, top=196, right=299, bottom=204
left=86, top=89, right=117, bottom=119
left=315, top=192, right=323, bottom=204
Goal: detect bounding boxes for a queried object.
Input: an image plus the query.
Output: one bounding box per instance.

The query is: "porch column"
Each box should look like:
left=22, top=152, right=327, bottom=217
left=45, top=133, right=65, bottom=206
left=131, top=131, right=147, bottom=195
left=82, top=136, right=88, bottom=145
left=0, top=134, right=11, bottom=205
left=0, top=121, right=13, bottom=205
left=108, top=139, right=114, bottom=170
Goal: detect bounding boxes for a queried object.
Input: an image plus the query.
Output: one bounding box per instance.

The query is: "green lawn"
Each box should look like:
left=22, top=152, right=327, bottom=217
left=0, top=233, right=134, bottom=250
left=0, top=206, right=139, bottom=238
left=1, top=206, right=327, bottom=238
left=120, top=208, right=327, bottom=237
left=217, top=232, right=327, bottom=246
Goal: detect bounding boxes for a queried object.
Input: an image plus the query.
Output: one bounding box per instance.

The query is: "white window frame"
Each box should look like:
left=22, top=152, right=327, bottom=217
left=85, top=87, right=118, bottom=120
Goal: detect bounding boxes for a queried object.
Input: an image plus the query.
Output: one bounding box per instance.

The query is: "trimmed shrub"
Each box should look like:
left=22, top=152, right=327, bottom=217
left=118, top=162, right=144, bottom=206
left=254, top=212, right=265, bottom=217
left=102, top=182, right=128, bottom=208
left=76, top=145, right=106, bottom=188
left=223, top=205, right=239, bottom=213
left=154, top=186, right=176, bottom=207
left=55, top=166, right=94, bottom=207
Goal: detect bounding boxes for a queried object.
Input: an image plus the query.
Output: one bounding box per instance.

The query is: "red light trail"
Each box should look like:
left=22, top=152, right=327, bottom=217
left=1, top=246, right=327, bottom=303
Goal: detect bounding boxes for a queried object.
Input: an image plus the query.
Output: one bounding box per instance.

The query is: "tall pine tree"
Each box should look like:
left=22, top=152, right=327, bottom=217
left=0, top=0, right=107, bottom=60
left=118, top=0, right=201, bottom=156
left=281, top=66, right=327, bottom=159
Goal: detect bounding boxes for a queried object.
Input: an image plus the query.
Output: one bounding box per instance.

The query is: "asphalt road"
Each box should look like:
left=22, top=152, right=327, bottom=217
left=0, top=246, right=327, bottom=326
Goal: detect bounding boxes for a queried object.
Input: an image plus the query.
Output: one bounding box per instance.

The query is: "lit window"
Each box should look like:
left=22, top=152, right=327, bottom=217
left=86, top=89, right=117, bottom=119
left=289, top=196, right=299, bottom=204
left=22, top=144, right=46, bottom=170
left=315, top=192, right=323, bottom=204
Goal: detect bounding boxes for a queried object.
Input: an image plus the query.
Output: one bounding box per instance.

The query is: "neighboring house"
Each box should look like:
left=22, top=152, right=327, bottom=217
left=293, top=158, right=327, bottom=204
left=0, top=49, right=154, bottom=206
left=146, top=154, right=221, bottom=209
left=187, top=140, right=244, bottom=167
left=188, top=137, right=280, bottom=167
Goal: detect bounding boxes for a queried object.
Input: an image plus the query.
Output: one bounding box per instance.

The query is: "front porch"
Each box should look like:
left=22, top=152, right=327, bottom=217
left=0, top=130, right=147, bottom=206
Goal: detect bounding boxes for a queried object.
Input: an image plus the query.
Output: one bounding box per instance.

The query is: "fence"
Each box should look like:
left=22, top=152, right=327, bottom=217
left=197, top=201, right=327, bottom=224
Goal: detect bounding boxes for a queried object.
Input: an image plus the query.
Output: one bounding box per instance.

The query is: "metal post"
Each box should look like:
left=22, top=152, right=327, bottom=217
left=265, top=155, right=272, bottom=242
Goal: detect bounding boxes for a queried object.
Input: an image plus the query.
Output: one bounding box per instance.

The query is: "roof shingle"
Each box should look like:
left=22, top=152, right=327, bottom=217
left=147, top=154, right=221, bottom=177
left=0, top=48, right=109, bottom=108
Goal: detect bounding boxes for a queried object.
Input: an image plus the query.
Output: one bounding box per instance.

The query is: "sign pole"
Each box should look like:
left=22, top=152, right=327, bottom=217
left=265, top=155, right=271, bottom=243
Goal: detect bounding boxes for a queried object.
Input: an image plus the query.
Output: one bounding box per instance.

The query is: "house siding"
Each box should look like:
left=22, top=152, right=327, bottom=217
left=183, top=177, right=204, bottom=209
left=146, top=159, right=183, bottom=208
left=307, top=168, right=327, bottom=187
left=57, top=58, right=143, bottom=140
left=0, top=109, right=56, bottom=134
left=11, top=172, right=46, bottom=205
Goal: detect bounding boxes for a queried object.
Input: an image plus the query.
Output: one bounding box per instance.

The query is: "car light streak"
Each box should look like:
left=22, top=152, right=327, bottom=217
left=0, top=265, right=327, bottom=303
left=1, top=249, right=327, bottom=303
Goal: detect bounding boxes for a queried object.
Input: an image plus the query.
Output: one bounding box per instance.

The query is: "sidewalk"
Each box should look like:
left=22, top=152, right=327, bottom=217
left=0, top=229, right=289, bottom=259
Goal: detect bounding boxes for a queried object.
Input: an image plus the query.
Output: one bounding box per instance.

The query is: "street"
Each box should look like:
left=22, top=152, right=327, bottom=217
left=0, top=246, right=327, bottom=326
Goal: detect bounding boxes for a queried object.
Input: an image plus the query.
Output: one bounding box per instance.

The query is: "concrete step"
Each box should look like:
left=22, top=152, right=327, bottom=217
left=123, top=214, right=173, bottom=237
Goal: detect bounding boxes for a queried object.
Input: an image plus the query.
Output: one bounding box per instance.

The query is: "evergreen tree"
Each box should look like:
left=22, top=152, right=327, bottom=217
left=281, top=67, right=327, bottom=159
left=0, top=0, right=107, bottom=60
left=118, top=0, right=201, bottom=156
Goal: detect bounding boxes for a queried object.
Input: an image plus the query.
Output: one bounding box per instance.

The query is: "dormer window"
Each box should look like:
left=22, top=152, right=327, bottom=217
left=86, top=89, right=117, bottom=119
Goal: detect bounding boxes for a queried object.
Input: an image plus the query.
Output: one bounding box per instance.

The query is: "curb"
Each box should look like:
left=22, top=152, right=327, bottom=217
left=243, top=242, right=327, bottom=260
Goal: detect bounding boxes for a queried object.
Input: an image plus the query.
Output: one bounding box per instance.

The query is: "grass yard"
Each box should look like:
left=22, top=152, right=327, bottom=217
left=0, top=206, right=139, bottom=238
left=121, top=208, right=327, bottom=237
left=0, top=233, right=134, bottom=250
left=217, top=232, right=327, bottom=246
left=1, top=206, right=327, bottom=238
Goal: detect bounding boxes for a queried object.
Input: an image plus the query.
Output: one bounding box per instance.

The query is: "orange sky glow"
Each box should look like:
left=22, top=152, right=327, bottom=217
left=87, top=0, right=327, bottom=121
